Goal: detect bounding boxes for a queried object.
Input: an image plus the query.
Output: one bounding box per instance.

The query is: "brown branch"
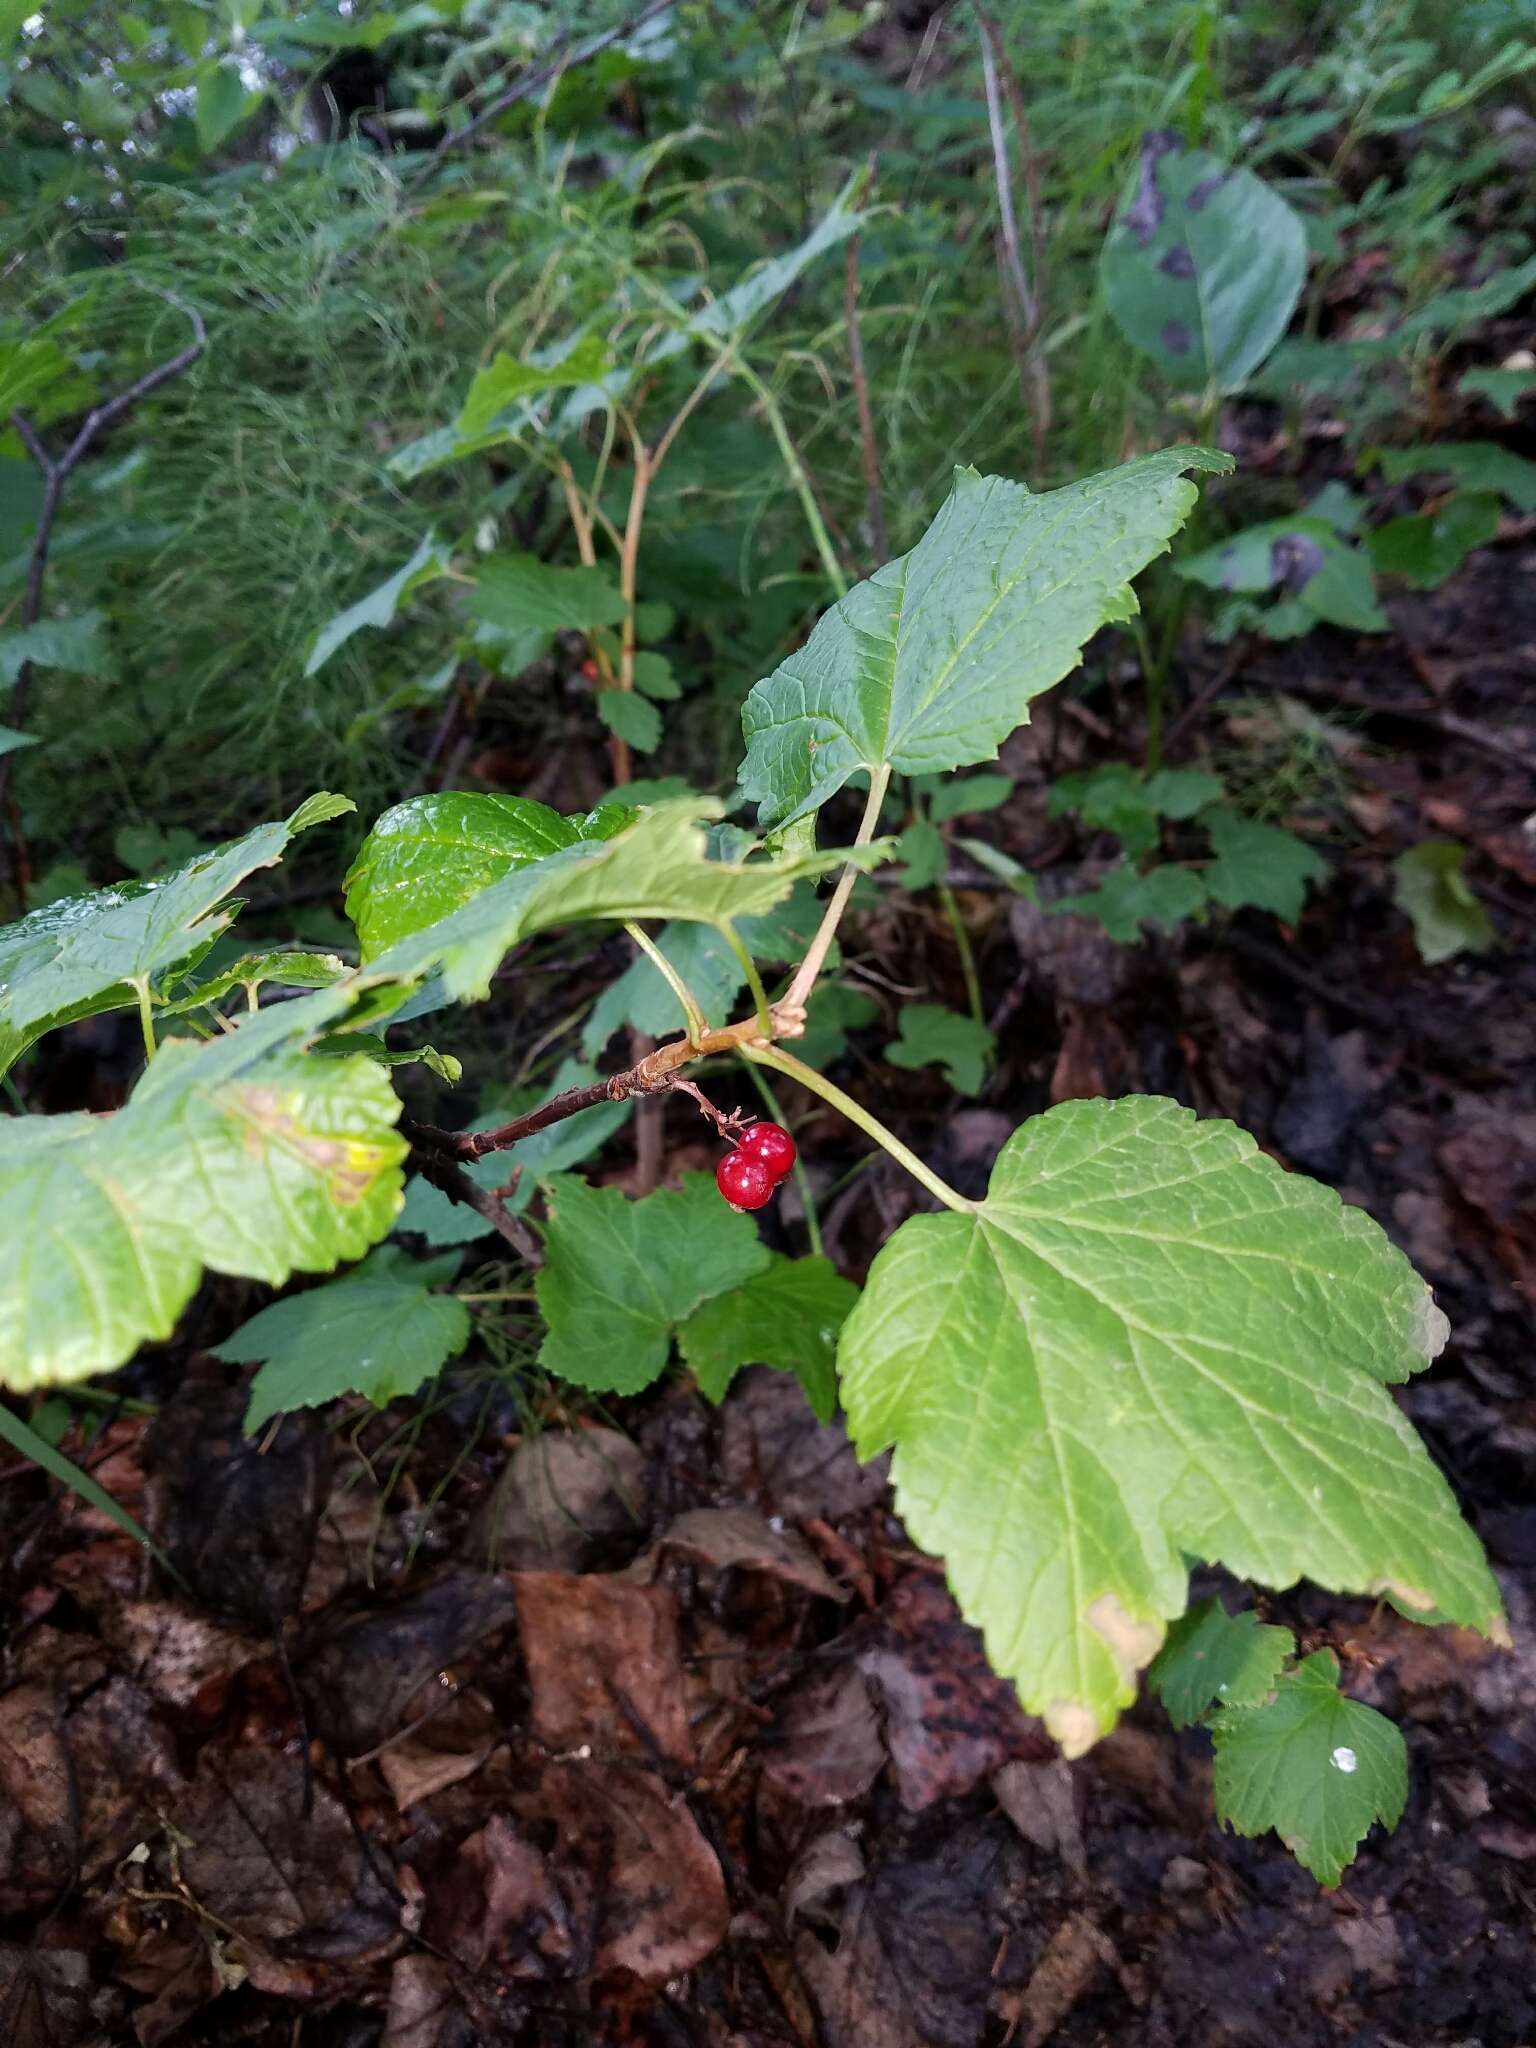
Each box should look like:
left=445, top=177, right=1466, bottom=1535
left=843, top=228, right=888, bottom=564
left=408, top=0, right=676, bottom=186
left=1, top=294, right=206, bottom=846
left=402, top=1125, right=545, bottom=1267
left=975, top=6, right=1051, bottom=478
left=407, top=1006, right=791, bottom=1165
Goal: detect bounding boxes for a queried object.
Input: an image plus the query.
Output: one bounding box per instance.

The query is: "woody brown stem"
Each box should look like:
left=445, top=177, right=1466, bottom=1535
left=407, top=1007, right=791, bottom=1164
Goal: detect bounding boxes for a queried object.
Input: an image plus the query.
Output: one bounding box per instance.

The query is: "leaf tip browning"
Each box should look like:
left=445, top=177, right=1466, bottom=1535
left=1412, top=1290, right=1451, bottom=1362
left=1044, top=1700, right=1104, bottom=1759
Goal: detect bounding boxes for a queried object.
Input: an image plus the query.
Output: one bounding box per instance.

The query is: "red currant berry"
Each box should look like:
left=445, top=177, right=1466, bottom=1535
left=736, top=1120, right=796, bottom=1181
left=715, top=1148, right=776, bottom=1211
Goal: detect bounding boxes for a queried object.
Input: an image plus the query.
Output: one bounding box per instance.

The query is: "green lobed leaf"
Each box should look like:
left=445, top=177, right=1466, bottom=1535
left=469, top=552, right=627, bottom=637
left=1177, top=518, right=1386, bottom=633
left=306, top=532, right=450, bottom=677
left=0, top=793, right=357, bottom=1068
left=216, top=1245, right=471, bottom=1432
left=1458, top=367, right=1536, bottom=421
left=536, top=1171, right=772, bottom=1395
left=344, top=792, right=632, bottom=960
left=632, top=652, right=680, bottom=701
left=924, top=772, right=1015, bottom=824
left=358, top=798, right=879, bottom=1005
left=895, top=818, right=945, bottom=890
left=1201, top=807, right=1326, bottom=922
left=1176, top=516, right=1345, bottom=597
left=678, top=1254, right=858, bottom=1422
left=115, top=824, right=207, bottom=876
left=1391, top=840, right=1495, bottom=965
left=1101, top=133, right=1307, bottom=390
left=597, top=687, right=662, bottom=753
left=0, top=991, right=406, bottom=1393
left=886, top=1003, right=995, bottom=1094
left=0, top=610, right=108, bottom=684
left=739, top=449, right=1231, bottom=828
left=1212, top=1650, right=1408, bottom=1885
left=458, top=333, right=615, bottom=440
left=1148, top=1598, right=1293, bottom=1728
left=1050, top=762, right=1224, bottom=859
left=1367, top=494, right=1501, bottom=590
left=1373, top=441, right=1536, bottom=512
left=1054, top=862, right=1208, bottom=941
left=837, top=1094, right=1503, bottom=1756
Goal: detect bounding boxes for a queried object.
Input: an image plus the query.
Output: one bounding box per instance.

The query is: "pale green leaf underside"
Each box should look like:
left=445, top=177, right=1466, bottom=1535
left=359, top=798, right=877, bottom=1003
left=536, top=1172, right=771, bottom=1395
left=678, top=1252, right=858, bottom=1421
left=1212, top=1650, right=1407, bottom=1884
left=739, top=449, right=1231, bottom=827
left=0, top=992, right=406, bottom=1393
left=216, top=1245, right=471, bottom=1432
left=837, top=1095, right=1502, bottom=1756
left=0, top=793, right=356, bottom=1063
left=344, top=791, right=632, bottom=960
left=305, top=532, right=448, bottom=677
left=1149, top=1598, right=1293, bottom=1728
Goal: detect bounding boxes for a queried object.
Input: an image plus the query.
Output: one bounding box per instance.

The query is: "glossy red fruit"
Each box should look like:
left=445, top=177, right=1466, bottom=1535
left=715, top=1148, right=776, bottom=1211
left=736, top=1120, right=797, bottom=1181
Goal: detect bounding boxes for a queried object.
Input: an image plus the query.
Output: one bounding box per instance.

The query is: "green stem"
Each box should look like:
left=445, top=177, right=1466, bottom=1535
left=1131, top=616, right=1163, bottom=772
left=738, top=1054, right=823, bottom=1256
left=937, top=881, right=985, bottom=1033
left=718, top=918, right=771, bottom=1038
left=624, top=922, right=707, bottom=1043
left=733, top=359, right=848, bottom=599
left=132, top=978, right=157, bottom=1064
left=54, top=1383, right=159, bottom=1418
left=783, top=761, right=890, bottom=1016
left=744, top=1042, right=974, bottom=1216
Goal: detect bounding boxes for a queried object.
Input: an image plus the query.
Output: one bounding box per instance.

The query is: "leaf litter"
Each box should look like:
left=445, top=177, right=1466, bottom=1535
left=4, top=487, right=1536, bottom=2048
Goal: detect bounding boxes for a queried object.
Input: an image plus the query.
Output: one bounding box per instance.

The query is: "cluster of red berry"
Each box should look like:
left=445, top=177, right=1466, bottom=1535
left=715, top=1121, right=797, bottom=1211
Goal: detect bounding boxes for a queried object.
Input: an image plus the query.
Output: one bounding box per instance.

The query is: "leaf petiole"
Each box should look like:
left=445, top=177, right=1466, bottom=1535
left=743, top=1041, right=973, bottom=1216
left=783, top=761, right=891, bottom=1018
left=132, top=978, right=158, bottom=1063
left=624, top=922, right=708, bottom=1044
left=718, top=918, right=771, bottom=1038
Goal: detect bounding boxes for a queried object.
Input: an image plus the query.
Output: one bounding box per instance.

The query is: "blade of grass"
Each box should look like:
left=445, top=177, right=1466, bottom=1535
left=0, top=1400, right=184, bottom=1586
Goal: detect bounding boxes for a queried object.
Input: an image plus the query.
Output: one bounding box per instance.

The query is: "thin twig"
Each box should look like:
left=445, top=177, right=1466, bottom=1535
left=1, top=294, right=206, bottom=843
left=843, top=228, right=888, bottom=563
left=402, top=1125, right=545, bottom=1266
left=975, top=6, right=1050, bottom=478
left=409, top=0, right=676, bottom=185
